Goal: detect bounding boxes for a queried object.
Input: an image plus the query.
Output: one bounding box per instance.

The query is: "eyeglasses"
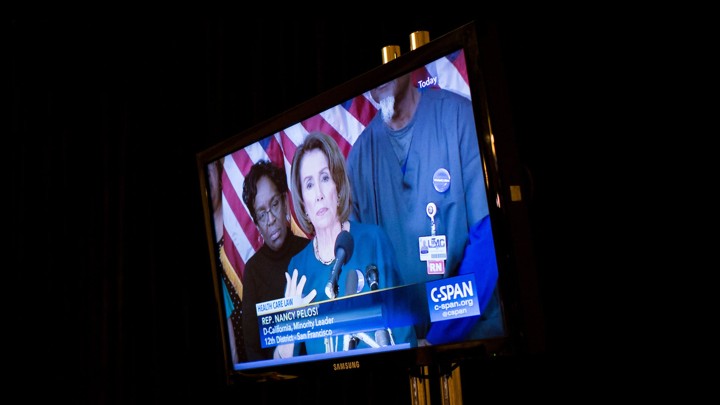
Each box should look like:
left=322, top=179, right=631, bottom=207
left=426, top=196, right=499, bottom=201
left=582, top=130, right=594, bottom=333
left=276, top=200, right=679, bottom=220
left=256, top=195, right=283, bottom=226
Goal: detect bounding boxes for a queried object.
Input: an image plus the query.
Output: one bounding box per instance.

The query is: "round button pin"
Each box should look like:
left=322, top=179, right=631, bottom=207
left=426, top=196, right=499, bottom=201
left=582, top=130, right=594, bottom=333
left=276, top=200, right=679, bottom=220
left=432, top=168, right=451, bottom=193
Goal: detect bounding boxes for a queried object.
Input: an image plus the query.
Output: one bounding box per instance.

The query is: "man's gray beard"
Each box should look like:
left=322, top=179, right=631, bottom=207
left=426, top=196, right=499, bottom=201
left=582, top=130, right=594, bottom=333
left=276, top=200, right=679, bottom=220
left=379, top=96, right=395, bottom=124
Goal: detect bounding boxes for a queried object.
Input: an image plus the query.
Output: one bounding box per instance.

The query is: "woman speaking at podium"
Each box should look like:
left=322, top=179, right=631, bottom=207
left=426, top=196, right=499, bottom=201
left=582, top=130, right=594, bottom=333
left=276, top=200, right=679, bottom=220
left=274, top=131, right=415, bottom=358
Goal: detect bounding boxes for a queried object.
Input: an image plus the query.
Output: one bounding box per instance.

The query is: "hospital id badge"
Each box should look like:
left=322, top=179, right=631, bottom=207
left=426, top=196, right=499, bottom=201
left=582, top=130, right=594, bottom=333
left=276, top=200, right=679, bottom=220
left=419, top=235, right=447, bottom=262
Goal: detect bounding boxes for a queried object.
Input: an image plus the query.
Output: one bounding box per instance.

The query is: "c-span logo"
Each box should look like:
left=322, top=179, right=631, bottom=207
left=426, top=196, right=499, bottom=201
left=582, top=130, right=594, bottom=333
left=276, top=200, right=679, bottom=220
left=426, top=273, right=481, bottom=322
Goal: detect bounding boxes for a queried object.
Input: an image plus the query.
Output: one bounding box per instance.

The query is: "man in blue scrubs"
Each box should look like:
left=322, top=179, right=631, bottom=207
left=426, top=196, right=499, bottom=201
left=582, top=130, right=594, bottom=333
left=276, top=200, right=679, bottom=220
left=347, top=71, right=503, bottom=343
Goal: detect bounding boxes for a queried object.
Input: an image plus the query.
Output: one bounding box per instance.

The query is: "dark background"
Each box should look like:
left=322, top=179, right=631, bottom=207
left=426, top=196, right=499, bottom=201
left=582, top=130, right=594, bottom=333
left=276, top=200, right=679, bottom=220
left=10, top=14, right=593, bottom=404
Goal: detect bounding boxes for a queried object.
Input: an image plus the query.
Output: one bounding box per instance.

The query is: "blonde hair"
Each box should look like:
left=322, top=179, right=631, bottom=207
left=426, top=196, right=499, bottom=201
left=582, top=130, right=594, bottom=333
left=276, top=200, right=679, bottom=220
left=289, top=131, right=352, bottom=235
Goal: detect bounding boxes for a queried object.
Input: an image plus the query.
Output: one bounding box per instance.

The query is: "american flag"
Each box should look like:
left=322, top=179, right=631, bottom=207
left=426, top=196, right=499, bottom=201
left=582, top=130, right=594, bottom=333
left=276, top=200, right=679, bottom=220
left=214, top=49, right=471, bottom=298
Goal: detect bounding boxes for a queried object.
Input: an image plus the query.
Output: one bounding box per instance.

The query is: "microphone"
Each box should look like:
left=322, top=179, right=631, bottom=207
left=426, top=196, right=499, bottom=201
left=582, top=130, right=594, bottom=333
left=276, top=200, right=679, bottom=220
left=375, top=329, right=391, bottom=347
left=344, top=268, right=359, bottom=296
left=366, top=264, right=379, bottom=291
left=325, top=230, right=354, bottom=299
left=347, top=335, right=360, bottom=350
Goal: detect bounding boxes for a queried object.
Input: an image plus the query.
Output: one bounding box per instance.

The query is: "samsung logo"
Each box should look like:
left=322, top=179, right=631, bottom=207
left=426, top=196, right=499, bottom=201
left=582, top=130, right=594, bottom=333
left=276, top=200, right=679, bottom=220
left=332, top=360, right=360, bottom=371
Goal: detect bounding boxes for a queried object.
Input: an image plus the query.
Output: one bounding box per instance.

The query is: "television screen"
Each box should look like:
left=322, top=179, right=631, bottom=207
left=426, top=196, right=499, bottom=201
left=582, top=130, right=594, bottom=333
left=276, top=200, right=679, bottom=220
left=197, top=21, right=543, bottom=385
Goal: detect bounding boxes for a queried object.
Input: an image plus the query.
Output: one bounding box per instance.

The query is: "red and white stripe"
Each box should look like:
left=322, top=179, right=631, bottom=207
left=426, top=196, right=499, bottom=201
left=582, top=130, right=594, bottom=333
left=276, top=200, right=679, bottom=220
left=216, top=50, right=470, bottom=288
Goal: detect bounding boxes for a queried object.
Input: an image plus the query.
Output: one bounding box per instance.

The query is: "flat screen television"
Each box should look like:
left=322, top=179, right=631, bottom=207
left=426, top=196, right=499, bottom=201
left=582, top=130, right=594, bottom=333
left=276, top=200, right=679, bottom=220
left=196, top=20, right=544, bottom=389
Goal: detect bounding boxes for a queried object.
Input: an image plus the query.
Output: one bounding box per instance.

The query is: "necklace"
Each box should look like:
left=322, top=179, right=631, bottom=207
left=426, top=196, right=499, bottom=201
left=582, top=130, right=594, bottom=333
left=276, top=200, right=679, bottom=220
left=314, top=237, right=334, bottom=265
left=313, top=221, right=349, bottom=265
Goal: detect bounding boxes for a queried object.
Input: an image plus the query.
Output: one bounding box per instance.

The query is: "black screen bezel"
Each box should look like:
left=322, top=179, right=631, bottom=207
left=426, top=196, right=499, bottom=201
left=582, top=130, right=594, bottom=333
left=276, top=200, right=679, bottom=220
left=196, top=20, right=544, bottom=384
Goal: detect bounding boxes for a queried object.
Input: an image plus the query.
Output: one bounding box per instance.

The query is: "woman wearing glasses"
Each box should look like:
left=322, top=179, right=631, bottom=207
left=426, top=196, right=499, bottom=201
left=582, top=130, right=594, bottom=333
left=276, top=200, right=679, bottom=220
left=241, top=160, right=310, bottom=361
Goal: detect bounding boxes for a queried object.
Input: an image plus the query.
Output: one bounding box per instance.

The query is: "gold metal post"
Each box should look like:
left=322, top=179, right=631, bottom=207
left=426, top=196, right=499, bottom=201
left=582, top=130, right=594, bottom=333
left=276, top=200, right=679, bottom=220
left=410, top=31, right=430, bottom=50
left=381, top=45, right=402, bottom=64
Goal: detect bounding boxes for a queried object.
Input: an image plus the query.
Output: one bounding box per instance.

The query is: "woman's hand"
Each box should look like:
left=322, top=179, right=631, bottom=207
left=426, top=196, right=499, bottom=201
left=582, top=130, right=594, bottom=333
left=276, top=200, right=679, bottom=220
left=284, top=268, right=317, bottom=305
left=274, top=269, right=317, bottom=359
left=274, top=343, right=294, bottom=359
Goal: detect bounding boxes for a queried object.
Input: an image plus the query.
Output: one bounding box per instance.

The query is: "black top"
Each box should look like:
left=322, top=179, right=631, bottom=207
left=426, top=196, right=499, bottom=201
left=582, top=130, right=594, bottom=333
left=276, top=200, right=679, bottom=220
left=241, top=231, right=310, bottom=361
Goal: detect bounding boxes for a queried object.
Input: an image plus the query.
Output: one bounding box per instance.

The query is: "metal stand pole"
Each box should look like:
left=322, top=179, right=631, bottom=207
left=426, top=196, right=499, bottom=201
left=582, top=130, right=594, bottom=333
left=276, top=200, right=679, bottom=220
left=409, top=363, right=463, bottom=405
